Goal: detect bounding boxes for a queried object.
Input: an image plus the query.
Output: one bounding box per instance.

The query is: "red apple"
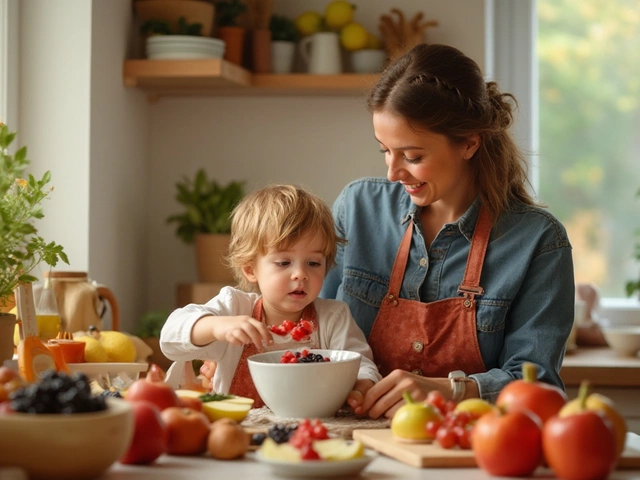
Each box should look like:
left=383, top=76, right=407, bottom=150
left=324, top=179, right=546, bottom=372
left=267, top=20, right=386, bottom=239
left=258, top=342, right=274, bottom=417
left=177, top=396, right=204, bottom=412
left=126, top=378, right=179, bottom=411
left=0, top=401, right=14, bottom=414
left=161, top=407, right=211, bottom=456
left=119, top=400, right=167, bottom=465
left=496, top=362, right=567, bottom=424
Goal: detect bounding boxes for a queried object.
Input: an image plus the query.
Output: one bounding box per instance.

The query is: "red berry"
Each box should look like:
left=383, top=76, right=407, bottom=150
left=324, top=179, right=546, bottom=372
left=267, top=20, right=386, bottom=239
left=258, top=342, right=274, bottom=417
left=281, top=320, right=295, bottom=332
left=300, top=444, right=320, bottom=460
left=436, top=427, right=458, bottom=449
left=290, top=327, right=306, bottom=341
left=298, top=320, right=314, bottom=334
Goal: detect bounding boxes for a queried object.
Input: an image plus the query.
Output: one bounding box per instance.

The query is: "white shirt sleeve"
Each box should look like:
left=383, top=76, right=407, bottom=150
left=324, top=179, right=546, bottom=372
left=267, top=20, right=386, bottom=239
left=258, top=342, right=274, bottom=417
left=159, top=286, right=259, bottom=394
left=315, top=298, right=382, bottom=384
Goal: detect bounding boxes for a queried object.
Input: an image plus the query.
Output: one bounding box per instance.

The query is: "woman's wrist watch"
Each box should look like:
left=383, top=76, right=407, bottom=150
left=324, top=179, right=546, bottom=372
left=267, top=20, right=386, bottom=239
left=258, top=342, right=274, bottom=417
left=448, top=370, right=468, bottom=402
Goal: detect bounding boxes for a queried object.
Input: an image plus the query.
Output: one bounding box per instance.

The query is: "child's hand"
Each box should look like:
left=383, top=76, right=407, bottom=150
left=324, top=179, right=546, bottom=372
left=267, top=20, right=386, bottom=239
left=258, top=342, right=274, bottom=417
left=200, top=360, right=217, bottom=391
left=347, top=379, right=375, bottom=416
left=211, top=315, right=274, bottom=350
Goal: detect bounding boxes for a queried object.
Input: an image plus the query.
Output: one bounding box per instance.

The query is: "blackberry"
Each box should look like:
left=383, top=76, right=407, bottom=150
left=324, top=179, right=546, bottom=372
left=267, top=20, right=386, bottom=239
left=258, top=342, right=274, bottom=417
left=268, top=423, right=298, bottom=444
left=251, top=432, right=267, bottom=446
left=298, top=352, right=327, bottom=363
left=9, top=370, right=107, bottom=414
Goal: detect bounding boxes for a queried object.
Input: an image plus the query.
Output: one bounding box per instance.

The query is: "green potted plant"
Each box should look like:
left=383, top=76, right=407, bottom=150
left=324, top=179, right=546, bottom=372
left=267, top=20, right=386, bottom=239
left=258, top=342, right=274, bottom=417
left=270, top=14, right=298, bottom=73
left=166, top=169, right=245, bottom=283
left=0, top=123, right=68, bottom=362
left=626, top=188, right=640, bottom=299
left=215, top=0, right=247, bottom=65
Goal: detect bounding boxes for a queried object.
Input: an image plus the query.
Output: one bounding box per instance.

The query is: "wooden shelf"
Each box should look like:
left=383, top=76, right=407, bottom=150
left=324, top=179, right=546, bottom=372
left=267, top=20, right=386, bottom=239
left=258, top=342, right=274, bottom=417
left=123, top=59, right=379, bottom=98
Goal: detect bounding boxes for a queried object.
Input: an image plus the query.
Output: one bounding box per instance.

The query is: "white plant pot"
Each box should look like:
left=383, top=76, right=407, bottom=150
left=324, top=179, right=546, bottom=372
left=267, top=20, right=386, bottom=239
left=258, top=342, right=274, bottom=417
left=270, top=41, right=295, bottom=74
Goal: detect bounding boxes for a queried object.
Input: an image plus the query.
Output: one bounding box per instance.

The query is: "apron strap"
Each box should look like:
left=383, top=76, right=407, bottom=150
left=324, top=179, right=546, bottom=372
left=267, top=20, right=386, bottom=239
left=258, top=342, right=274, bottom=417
left=387, top=221, right=414, bottom=297
left=458, top=206, right=492, bottom=297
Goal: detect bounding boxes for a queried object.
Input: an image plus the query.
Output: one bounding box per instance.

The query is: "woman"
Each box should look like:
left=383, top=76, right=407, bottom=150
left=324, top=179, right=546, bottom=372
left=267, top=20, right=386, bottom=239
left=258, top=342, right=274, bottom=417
left=321, top=43, right=575, bottom=419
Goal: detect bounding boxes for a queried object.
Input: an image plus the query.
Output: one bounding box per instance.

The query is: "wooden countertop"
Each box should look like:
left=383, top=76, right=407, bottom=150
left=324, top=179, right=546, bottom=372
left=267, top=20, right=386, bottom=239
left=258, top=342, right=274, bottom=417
left=560, top=347, right=640, bottom=387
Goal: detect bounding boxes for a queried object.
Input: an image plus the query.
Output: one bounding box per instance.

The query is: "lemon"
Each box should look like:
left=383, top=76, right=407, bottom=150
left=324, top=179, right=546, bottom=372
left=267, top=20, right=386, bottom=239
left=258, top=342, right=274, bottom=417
left=325, top=1, right=355, bottom=30
left=76, top=336, right=108, bottom=363
left=295, top=11, right=323, bottom=37
left=98, top=331, right=136, bottom=363
left=340, top=22, right=368, bottom=51
left=366, top=32, right=381, bottom=50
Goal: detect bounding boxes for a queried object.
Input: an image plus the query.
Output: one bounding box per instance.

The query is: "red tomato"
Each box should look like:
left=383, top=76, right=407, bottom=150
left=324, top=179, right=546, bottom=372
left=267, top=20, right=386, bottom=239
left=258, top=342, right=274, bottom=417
left=496, top=362, right=567, bottom=424
left=471, top=409, right=543, bottom=477
left=119, top=400, right=167, bottom=465
left=126, top=378, right=179, bottom=411
left=543, top=410, right=617, bottom=480
left=160, top=407, right=211, bottom=456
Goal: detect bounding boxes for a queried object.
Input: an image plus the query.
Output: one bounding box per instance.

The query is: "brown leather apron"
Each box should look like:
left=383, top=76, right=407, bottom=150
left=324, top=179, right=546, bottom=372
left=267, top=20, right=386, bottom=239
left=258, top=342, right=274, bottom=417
left=368, top=207, right=491, bottom=377
left=228, top=298, right=319, bottom=406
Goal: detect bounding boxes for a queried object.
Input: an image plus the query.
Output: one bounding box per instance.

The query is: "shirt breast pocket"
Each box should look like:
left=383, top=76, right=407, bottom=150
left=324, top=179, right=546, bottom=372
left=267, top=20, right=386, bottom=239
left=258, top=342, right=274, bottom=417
left=342, top=268, right=389, bottom=308
left=475, top=298, right=509, bottom=368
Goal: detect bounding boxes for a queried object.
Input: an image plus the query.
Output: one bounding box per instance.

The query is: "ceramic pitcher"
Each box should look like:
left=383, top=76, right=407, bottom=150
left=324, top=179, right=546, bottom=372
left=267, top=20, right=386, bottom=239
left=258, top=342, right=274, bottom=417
left=42, top=271, right=119, bottom=333
left=299, top=32, right=342, bottom=74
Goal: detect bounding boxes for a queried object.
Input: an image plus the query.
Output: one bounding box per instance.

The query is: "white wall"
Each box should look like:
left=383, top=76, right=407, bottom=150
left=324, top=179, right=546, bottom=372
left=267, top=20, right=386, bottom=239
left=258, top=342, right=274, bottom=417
left=19, top=0, right=149, bottom=332
left=145, top=0, right=488, bottom=311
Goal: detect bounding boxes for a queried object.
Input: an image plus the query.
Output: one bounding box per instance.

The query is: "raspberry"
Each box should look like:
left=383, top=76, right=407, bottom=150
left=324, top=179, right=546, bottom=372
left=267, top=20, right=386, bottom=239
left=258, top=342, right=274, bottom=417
left=300, top=444, right=320, bottom=461
left=298, top=320, right=314, bottom=334
left=290, top=327, right=307, bottom=341
left=281, top=320, right=295, bottom=332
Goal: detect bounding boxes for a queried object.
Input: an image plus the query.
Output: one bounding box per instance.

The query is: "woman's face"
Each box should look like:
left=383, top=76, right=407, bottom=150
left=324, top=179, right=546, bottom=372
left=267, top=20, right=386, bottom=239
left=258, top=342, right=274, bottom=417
left=373, top=110, right=479, bottom=209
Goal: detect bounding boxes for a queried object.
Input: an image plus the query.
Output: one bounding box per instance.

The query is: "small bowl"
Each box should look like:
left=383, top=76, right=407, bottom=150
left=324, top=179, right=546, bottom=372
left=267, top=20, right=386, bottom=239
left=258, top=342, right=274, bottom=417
left=248, top=349, right=361, bottom=419
left=0, top=398, right=134, bottom=480
left=600, top=324, right=640, bottom=357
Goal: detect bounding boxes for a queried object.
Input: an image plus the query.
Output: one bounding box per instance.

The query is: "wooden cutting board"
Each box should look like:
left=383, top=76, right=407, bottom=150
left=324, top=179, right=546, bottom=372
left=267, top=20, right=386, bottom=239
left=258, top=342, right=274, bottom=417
left=353, top=429, right=640, bottom=469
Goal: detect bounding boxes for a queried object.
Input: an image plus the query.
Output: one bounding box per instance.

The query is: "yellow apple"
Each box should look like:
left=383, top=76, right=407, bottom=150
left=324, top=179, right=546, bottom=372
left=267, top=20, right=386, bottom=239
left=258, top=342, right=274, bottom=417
left=560, top=390, right=627, bottom=455
left=391, top=392, right=443, bottom=441
left=202, top=400, right=251, bottom=422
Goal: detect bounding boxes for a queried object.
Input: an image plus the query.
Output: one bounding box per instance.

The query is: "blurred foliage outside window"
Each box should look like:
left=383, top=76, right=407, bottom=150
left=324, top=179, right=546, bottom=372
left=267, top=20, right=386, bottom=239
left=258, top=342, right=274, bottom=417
left=537, top=0, right=640, bottom=298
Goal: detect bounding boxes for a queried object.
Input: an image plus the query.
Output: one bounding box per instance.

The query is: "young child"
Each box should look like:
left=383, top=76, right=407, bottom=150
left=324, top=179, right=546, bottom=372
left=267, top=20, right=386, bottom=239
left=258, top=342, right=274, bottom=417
left=160, top=184, right=381, bottom=410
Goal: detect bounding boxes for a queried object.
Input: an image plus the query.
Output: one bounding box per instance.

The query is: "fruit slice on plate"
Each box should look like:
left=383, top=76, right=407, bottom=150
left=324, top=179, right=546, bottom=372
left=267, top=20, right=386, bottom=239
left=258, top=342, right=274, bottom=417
left=176, top=390, right=255, bottom=405
left=313, top=439, right=365, bottom=461
left=259, top=438, right=302, bottom=462
left=202, top=400, right=252, bottom=422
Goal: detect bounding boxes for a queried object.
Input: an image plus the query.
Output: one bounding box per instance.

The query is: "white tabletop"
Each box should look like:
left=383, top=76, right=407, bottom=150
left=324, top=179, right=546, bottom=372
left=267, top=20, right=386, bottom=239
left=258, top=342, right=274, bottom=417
left=102, top=434, right=640, bottom=480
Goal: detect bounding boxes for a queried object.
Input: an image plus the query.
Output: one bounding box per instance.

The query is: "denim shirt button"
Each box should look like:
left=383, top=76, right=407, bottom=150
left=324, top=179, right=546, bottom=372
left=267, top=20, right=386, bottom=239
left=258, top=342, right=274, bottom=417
left=411, top=369, right=423, bottom=376
left=419, top=257, right=427, bottom=267
left=412, top=340, right=424, bottom=352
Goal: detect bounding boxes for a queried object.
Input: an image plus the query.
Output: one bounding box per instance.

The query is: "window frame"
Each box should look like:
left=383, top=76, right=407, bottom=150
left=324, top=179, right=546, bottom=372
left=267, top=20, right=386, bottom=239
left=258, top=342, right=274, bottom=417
left=0, top=0, right=18, bottom=127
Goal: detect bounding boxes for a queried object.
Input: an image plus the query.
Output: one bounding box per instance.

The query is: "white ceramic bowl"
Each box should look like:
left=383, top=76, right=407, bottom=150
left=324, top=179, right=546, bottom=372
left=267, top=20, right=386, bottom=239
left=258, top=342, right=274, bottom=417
left=0, top=398, right=134, bottom=480
left=248, top=349, right=361, bottom=419
left=600, top=324, right=640, bottom=356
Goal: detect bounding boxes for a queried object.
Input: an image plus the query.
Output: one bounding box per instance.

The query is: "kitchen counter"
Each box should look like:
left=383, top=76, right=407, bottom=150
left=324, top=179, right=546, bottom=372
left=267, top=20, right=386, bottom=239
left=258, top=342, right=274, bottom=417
left=561, top=347, right=640, bottom=387
left=103, top=434, right=640, bottom=479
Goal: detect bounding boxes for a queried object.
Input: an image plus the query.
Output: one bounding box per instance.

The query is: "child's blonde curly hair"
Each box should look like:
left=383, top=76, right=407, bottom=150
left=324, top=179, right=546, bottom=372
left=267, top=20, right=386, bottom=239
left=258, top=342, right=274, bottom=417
left=226, top=184, right=346, bottom=291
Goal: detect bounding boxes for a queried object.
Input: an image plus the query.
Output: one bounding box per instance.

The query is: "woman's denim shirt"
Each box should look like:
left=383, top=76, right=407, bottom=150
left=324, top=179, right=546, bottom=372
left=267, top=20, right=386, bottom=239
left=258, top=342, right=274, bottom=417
left=320, top=177, right=575, bottom=402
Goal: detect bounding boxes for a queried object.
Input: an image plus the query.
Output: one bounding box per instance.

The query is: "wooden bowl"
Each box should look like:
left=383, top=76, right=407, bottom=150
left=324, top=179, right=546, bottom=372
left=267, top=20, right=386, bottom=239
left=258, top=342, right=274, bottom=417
left=0, top=398, right=134, bottom=480
left=134, top=0, right=215, bottom=37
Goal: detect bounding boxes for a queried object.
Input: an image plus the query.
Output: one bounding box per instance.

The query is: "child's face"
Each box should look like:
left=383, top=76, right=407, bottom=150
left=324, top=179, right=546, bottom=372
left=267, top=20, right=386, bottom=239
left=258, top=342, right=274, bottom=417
left=243, top=232, right=327, bottom=320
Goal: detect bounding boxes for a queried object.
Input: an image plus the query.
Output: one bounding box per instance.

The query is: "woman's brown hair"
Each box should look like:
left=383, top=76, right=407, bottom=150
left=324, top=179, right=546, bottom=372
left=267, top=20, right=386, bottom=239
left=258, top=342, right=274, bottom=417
left=367, top=43, right=537, bottom=221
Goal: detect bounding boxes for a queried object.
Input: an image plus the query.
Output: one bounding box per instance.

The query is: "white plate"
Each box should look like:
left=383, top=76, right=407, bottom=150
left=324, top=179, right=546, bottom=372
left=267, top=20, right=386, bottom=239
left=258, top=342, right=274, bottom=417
left=256, top=452, right=375, bottom=478
left=67, top=362, right=148, bottom=378
left=147, top=51, right=223, bottom=59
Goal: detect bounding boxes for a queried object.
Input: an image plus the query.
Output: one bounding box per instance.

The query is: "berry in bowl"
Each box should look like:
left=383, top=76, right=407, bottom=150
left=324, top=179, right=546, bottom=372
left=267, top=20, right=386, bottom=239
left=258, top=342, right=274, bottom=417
left=248, top=349, right=361, bottom=419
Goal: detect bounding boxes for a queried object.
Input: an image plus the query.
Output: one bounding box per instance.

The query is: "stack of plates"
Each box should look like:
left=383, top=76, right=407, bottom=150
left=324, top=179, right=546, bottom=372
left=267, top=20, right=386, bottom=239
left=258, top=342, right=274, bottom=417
left=146, top=35, right=225, bottom=60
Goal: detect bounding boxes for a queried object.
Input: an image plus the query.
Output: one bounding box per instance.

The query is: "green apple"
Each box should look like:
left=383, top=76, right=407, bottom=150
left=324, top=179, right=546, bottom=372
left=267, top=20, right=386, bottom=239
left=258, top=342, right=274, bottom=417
left=391, top=392, right=442, bottom=441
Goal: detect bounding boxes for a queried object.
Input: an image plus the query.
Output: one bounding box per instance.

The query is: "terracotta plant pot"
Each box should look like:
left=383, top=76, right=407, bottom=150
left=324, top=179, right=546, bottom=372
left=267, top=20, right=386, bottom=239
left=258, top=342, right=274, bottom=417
left=194, top=233, right=235, bottom=283
left=218, top=26, right=246, bottom=65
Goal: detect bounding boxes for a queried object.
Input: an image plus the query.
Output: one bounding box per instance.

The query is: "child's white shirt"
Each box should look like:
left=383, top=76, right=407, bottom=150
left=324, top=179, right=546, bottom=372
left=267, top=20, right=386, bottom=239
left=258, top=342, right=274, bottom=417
left=160, top=286, right=382, bottom=395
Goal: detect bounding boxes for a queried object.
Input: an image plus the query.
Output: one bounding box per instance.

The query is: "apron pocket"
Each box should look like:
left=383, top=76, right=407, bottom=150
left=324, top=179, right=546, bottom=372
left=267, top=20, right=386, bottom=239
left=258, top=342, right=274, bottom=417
left=342, top=268, right=388, bottom=308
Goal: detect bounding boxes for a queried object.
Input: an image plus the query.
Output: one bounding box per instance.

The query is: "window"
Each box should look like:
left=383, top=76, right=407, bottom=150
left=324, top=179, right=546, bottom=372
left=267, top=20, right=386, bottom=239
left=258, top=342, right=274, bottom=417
left=537, top=0, right=640, bottom=299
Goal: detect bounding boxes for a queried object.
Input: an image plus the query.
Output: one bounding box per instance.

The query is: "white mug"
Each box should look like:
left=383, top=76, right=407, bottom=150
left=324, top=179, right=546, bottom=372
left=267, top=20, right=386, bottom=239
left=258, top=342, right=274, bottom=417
left=299, top=32, right=342, bottom=75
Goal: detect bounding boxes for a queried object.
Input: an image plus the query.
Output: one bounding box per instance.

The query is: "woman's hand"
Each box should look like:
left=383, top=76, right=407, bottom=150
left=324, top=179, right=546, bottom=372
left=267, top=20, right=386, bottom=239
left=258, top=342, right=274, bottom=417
left=346, top=379, right=375, bottom=415
left=359, top=369, right=451, bottom=419
left=211, top=315, right=274, bottom=349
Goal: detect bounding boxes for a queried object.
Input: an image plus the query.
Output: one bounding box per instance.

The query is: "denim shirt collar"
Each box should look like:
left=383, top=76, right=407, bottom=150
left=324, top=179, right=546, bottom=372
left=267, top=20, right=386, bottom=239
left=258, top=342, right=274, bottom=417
left=402, top=197, right=482, bottom=244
